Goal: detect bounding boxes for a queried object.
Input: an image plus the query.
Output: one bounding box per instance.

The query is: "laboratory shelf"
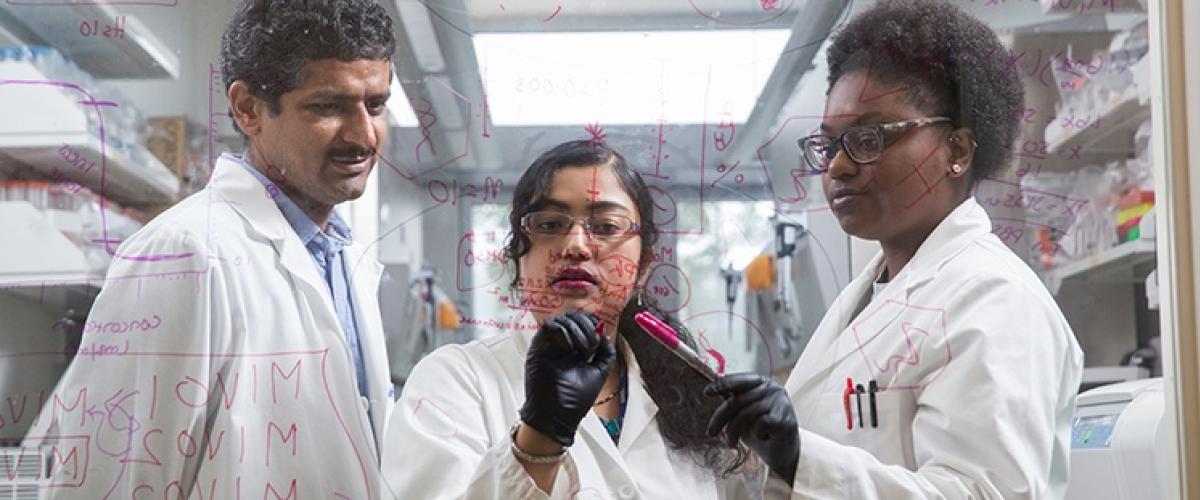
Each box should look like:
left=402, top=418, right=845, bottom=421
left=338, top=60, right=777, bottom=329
left=1, top=201, right=91, bottom=275
left=0, top=272, right=103, bottom=320
left=0, top=272, right=103, bottom=306
left=0, top=133, right=179, bottom=205
left=1047, top=239, right=1155, bottom=294
left=0, top=3, right=178, bottom=79
left=0, top=201, right=104, bottom=311
left=0, top=61, right=179, bottom=205
left=1044, top=95, right=1150, bottom=163
left=0, top=272, right=103, bottom=288
left=0, top=17, right=21, bottom=46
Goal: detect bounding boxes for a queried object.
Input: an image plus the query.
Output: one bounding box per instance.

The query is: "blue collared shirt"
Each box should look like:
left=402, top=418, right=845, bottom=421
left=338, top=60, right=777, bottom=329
left=230, top=153, right=371, bottom=402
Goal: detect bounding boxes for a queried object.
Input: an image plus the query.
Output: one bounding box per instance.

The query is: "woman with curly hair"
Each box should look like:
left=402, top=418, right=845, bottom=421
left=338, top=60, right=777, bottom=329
left=705, top=1, right=1083, bottom=498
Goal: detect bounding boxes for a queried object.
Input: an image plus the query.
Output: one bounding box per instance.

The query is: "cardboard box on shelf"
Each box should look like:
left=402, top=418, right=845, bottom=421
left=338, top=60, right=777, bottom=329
left=145, top=116, right=188, bottom=181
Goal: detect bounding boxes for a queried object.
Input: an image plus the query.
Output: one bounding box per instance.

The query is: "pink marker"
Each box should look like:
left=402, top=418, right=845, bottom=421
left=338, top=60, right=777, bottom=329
left=634, top=311, right=719, bottom=381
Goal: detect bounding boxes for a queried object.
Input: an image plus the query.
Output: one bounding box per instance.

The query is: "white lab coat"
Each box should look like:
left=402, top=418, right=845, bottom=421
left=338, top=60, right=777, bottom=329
left=23, top=156, right=394, bottom=499
left=382, top=326, right=756, bottom=500
left=767, top=197, right=1083, bottom=499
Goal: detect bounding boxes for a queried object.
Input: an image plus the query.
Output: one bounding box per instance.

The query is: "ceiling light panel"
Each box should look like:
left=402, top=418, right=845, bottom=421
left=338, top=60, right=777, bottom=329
left=474, top=30, right=791, bottom=126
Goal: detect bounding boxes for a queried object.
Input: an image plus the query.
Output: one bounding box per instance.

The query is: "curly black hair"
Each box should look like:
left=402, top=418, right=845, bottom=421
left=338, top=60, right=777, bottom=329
left=826, top=0, right=1024, bottom=182
left=505, top=140, right=749, bottom=477
left=220, top=0, right=396, bottom=137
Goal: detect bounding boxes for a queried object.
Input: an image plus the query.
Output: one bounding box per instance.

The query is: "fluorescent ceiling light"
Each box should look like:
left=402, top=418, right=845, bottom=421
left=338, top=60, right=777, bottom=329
left=474, top=30, right=790, bottom=126
left=388, top=77, right=419, bottom=127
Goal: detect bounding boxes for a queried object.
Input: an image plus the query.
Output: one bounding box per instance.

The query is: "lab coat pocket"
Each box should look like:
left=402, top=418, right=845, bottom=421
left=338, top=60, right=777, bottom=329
left=860, top=389, right=916, bottom=467
left=806, top=387, right=915, bottom=468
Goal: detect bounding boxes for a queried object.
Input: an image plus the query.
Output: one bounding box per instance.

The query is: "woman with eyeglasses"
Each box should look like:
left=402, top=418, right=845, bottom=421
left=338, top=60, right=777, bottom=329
left=383, top=140, right=755, bottom=499
left=704, top=1, right=1083, bottom=499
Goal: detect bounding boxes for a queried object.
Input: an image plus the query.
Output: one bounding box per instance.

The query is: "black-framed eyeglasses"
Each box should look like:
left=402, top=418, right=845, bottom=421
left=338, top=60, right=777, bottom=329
left=797, top=117, right=953, bottom=174
left=520, top=212, right=640, bottom=240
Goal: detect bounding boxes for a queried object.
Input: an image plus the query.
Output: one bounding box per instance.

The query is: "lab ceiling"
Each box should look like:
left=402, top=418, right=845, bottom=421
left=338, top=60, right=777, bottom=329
left=384, top=0, right=850, bottom=180
left=183, top=0, right=1119, bottom=182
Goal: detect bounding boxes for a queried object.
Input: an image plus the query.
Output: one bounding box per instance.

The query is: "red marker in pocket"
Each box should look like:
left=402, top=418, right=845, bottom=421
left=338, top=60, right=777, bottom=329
left=843, top=377, right=855, bottom=430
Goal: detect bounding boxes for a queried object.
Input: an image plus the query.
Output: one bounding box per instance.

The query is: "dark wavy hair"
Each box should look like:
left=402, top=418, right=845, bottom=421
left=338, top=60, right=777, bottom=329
left=826, top=0, right=1024, bottom=183
left=220, top=0, right=396, bottom=138
left=505, top=140, right=748, bottom=477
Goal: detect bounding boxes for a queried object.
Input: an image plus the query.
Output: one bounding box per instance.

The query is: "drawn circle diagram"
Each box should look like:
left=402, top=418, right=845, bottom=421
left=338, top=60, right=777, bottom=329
left=644, top=262, right=691, bottom=313
left=680, top=310, right=775, bottom=374
left=688, top=0, right=797, bottom=26
left=646, top=185, right=678, bottom=226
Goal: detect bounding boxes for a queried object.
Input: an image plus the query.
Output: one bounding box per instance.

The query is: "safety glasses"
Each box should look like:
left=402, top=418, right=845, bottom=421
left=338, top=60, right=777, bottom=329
left=797, top=117, right=953, bottom=174
left=520, top=212, right=640, bottom=241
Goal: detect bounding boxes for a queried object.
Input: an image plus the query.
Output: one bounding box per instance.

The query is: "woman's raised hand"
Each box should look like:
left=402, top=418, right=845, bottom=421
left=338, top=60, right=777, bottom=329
left=519, top=310, right=616, bottom=447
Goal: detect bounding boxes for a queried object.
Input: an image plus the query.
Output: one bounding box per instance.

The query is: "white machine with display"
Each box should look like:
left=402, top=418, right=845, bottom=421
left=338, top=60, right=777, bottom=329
left=1066, top=378, right=1168, bottom=500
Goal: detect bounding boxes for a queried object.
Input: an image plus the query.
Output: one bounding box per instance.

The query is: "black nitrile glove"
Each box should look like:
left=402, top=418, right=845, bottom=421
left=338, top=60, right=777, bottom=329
left=705, top=373, right=800, bottom=485
left=519, top=310, right=616, bottom=447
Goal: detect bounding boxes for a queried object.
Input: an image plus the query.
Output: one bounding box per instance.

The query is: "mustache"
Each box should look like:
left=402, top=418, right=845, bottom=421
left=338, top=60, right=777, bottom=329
left=327, top=147, right=377, bottom=159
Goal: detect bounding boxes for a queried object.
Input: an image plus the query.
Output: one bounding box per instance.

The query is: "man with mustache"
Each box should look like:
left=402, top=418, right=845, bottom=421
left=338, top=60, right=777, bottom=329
left=25, top=1, right=398, bottom=498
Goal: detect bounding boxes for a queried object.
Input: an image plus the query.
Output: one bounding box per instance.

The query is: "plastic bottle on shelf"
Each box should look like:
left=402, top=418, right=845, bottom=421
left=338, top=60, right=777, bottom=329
left=5, top=46, right=153, bottom=175
left=47, top=183, right=77, bottom=211
left=5, top=180, right=28, bottom=206
left=28, top=181, right=49, bottom=209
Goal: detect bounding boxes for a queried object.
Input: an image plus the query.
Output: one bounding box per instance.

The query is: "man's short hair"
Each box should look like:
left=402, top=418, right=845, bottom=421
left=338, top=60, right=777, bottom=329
left=220, top=0, right=396, bottom=137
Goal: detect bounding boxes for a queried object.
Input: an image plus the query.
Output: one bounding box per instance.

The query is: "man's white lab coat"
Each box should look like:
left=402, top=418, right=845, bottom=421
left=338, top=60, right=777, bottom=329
left=24, top=156, right=394, bottom=499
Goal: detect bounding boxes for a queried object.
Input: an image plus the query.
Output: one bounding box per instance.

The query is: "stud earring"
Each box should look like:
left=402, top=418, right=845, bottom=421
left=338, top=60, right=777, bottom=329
left=950, top=163, right=963, bottom=174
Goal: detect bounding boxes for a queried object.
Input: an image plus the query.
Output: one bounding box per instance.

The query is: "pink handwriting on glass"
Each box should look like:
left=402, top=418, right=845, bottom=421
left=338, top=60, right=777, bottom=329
left=1005, top=140, right=1084, bottom=162
left=426, top=176, right=504, bottom=206
left=517, top=77, right=609, bottom=99
left=58, top=143, right=96, bottom=176
left=1044, top=0, right=1118, bottom=14
left=977, top=178, right=1089, bottom=221
left=644, top=262, right=691, bottom=313
left=850, top=300, right=950, bottom=391
left=18, top=351, right=359, bottom=496
left=1006, top=46, right=1144, bottom=87
left=456, top=231, right=508, bottom=292
left=0, top=80, right=195, bottom=268
left=63, top=339, right=129, bottom=360
left=51, top=314, right=162, bottom=335
left=457, top=316, right=539, bottom=332
left=78, top=16, right=125, bottom=38
left=46, top=167, right=84, bottom=194
left=647, top=245, right=674, bottom=264
left=688, top=0, right=794, bottom=26
left=992, top=222, right=1027, bottom=247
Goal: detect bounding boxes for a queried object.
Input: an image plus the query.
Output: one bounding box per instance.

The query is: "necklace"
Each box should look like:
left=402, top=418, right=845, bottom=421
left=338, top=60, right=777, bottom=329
left=596, top=372, right=628, bottom=444
left=593, top=348, right=626, bottom=407
left=593, top=388, right=620, bottom=406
